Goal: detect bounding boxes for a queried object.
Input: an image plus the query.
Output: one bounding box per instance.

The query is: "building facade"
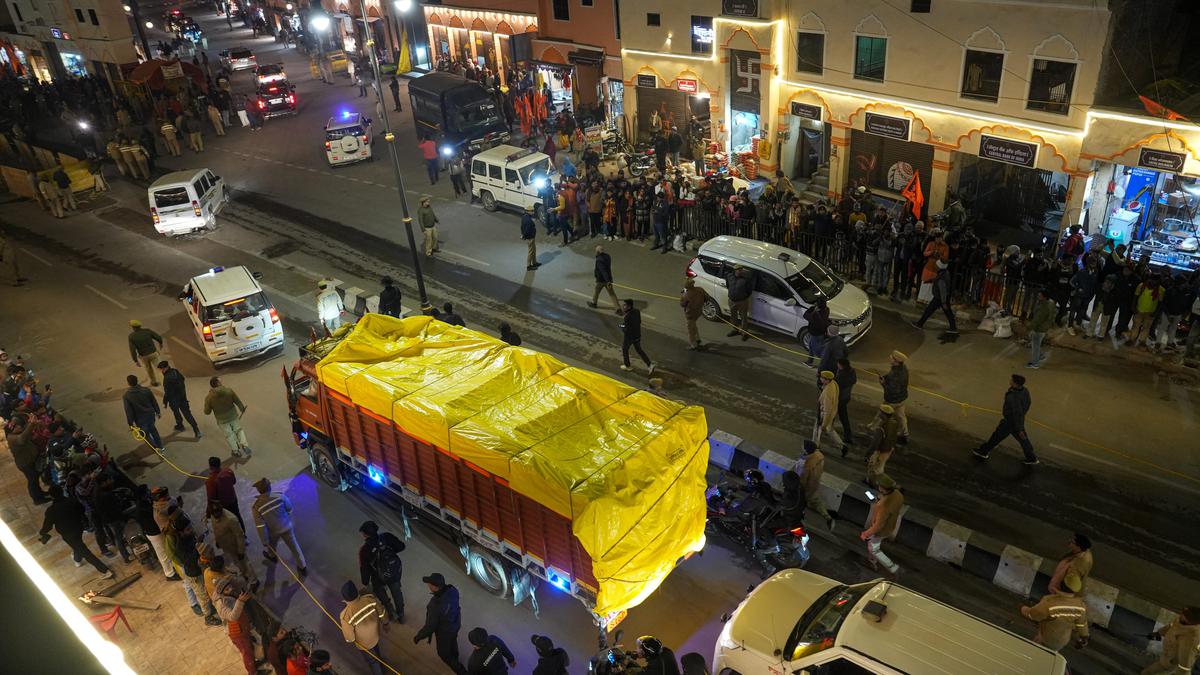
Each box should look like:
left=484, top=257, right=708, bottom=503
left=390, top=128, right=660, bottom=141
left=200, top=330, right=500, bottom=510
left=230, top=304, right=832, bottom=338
left=618, top=0, right=1200, bottom=252
left=0, top=0, right=137, bottom=82
left=530, top=0, right=623, bottom=119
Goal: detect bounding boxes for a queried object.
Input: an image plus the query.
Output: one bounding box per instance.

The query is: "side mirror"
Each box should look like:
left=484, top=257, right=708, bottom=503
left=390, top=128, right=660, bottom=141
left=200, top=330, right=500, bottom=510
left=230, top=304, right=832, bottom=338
left=251, top=272, right=264, bottom=280
left=213, top=175, right=221, bottom=182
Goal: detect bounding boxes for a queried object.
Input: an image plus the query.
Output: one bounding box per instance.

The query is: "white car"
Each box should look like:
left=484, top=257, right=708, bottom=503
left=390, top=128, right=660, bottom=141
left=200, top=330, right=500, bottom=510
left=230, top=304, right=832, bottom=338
left=686, top=236, right=871, bottom=348
left=222, top=47, right=256, bottom=71
left=470, top=144, right=556, bottom=221
left=715, top=569, right=1068, bottom=675
left=324, top=112, right=373, bottom=166
left=148, top=169, right=228, bottom=236
left=254, top=63, right=286, bottom=87
left=179, top=266, right=285, bottom=365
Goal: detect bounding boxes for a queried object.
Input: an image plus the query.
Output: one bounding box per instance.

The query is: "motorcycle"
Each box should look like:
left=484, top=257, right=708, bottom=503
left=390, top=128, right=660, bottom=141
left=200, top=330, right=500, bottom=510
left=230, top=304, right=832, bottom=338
left=589, top=630, right=639, bottom=675
left=706, top=470, right=811, bottom=576
left=626, top=148, right=656, bottom=178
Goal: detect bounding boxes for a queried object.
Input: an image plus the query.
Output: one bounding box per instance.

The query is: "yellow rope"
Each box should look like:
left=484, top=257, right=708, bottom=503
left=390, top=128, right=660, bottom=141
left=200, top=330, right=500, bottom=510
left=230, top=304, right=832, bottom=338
left=128, top=426, right=206, bottom=479
left=609, top=282, right=1200, bottom=486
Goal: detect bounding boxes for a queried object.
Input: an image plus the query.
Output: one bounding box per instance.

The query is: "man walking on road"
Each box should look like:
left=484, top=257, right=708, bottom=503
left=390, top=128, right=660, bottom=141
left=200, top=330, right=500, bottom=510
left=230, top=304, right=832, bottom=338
left=680, top=278, right=707, bottom=350
left=252, top=477, right=307, bottom=574
left=206, top=456, right=247, bottom=533
left=419, top=196, right=440, bottom=257
left=316, top=281, right=345, bottom=332
left=1027, top=289, right=1055, bottom=369
left=359, top=520, right=407, bottom=623
left=467, top=627, right=517, bottom=674
left=794, top=440, right=835, bottom=531
left=588, top=246, right=621, bottom=312
left=128, top=319, right=164, bottom=385
left=972, top=374, right=1039, bottom=465
left=123, top=374, right=163, bottom=448
left=724, top=265, right=753, bottom=340
left=1140, top=606, right=1199, bottom=674
left=158, top=361, right=200, bottom=438
left=865, top=404, right=899, bottom=487
left=38, top=490, right=113, bottom=577
left=859, top=473, right=903, bottom=577
left=389, top=75, right=403, bottom=112
left=522, top=205, right=540, bottom=271
left=340, top=582, right=387, bottom=675
left=208, top=501, right=256, bottom=587
left=418, top=136, right=440, bottom=184
left=413, top=572, right=468, bottom=675
left=912, top=260, right=958, bottom=334
left=378, top=276, right=402, bottom=317
left=1048, top=533, right=1093, bottom=594
left=814, top=370, right=845, bottom=453
left=619, top=299, right=655, bottom=374
left=1019, top=573, right=1089, bottom=652
left=205, top=377, right=251, bottom=457
left=876, top=350, right=910, bottom=444
left=834, top=357, right=856, bottom=451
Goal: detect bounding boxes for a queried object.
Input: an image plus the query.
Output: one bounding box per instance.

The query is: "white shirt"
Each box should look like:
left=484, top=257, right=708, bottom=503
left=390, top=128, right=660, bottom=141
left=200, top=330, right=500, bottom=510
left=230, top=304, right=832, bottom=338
left=317, top=288, right=344, bottom=320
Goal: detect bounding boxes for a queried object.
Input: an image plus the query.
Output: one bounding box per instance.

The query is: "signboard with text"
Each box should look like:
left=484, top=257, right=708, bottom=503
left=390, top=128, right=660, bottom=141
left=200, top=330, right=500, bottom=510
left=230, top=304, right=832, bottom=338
left=721, top=0, right=759, bottom=18
left=978, top=134, right=1039, bottom=169
left=1137, top=147, right=1186, bottom=173
left=636, top=73, right=657, bottom=88
left=676, top=79, right=698, bottom=93
left=790, top=101, right=822, bottom=121
left=863, top=112, right=910, bottom=142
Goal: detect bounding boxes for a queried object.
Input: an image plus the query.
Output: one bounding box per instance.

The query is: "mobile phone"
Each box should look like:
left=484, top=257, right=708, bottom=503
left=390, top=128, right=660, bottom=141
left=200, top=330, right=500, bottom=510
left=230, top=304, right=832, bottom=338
left=865, top=490, right=876, bottom=501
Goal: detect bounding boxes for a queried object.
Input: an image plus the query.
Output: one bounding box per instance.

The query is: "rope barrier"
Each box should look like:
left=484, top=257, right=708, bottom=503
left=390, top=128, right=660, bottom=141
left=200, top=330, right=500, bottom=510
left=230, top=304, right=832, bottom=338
left=125, top=427, right=405, bottom=674
left=609, top=282, right=1200, bottom=486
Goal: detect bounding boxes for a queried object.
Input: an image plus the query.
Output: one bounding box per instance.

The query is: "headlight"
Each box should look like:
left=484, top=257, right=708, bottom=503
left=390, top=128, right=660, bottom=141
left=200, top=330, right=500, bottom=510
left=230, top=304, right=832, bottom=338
left=533, top=177, right=548, bottom=190
left=440, top=146, right=453, bottom=157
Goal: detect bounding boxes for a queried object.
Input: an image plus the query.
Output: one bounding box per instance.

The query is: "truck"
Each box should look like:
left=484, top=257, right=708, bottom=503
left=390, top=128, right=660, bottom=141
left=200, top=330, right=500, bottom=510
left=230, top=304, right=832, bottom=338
left=408, top=72, right=510, bottom=156
left=283, top=314, right=709, bottom=625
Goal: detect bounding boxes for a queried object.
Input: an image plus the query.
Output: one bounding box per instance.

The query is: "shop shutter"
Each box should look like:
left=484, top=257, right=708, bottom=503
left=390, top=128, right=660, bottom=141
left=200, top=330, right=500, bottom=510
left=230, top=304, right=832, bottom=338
left=636, top=88, right=688, bottom=143
left=848, top=129, right=934, bottom=196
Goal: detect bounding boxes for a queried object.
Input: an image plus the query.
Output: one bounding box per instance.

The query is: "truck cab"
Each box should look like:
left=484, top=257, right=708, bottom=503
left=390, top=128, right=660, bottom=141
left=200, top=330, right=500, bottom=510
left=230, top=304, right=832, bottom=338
left=408, top=72, right=509, bottom=155
left=470, top=145, right=556, bottom=220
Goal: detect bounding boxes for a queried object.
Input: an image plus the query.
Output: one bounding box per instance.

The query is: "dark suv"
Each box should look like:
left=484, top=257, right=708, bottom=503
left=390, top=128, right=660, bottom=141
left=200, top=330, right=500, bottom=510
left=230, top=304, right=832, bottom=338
left=255, top=81, right=297, bottom=119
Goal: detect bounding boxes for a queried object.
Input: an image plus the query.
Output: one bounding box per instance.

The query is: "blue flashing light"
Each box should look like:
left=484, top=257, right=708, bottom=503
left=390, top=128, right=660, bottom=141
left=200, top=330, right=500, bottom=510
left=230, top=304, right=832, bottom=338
left=207, top=266, right=224, bottom=275
left=546, top=570, right=570, bottom=592
left=367, top=465, right=385, bottom=484
left=341, top=110, right=353, bottom=119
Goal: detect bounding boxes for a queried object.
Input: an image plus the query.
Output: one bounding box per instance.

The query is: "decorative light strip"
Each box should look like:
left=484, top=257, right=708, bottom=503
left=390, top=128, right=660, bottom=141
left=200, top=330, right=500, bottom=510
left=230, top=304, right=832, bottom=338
left=621, top=48, right=712, bottom=62
left=1086, top=109, right=1199, bottom=132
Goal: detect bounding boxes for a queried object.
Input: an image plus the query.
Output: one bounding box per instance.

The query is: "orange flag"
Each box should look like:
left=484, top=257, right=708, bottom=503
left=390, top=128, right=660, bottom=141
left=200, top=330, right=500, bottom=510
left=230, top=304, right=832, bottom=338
left=1139, top=95, right=1189, bottom=122
left=901, top=172, right=924, bottom=219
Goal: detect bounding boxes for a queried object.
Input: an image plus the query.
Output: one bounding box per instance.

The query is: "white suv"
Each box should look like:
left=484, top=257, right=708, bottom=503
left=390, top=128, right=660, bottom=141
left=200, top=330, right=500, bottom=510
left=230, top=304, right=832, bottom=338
left=179, top=266, right=285, bottom=365
left=686, top=236, right=871, bottom=348
left=324, top=113, right=373, bottom=166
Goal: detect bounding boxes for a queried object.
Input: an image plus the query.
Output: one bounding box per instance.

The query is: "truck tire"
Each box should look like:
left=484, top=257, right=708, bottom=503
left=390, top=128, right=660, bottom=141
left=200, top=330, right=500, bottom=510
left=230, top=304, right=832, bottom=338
left=465, top=543, right=510, bottom=598
left=480, top=191, right=497, bottom=211
left=311, top=443, right=342, bottom=489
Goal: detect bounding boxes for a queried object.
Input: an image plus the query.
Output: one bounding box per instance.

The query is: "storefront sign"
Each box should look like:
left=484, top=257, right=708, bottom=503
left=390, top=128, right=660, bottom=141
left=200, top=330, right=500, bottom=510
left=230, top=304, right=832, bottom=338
left=863, top=112, right=910, bottom=142
left=789, top=101, right=822, bottom=121
left=584, top=125, right=604, bottom=149
left=721, top=0, right=758, bottom=18
left=676, top=78, right=698, bottom=93
left=636, top=73, right=657, bottom=88
left=1137, top=147, right=1186, bottom=173
left=50, top=27, right=62, bottom=39
left=978, top=134, right=1038, bottom=169
left=160, top=62, right=185, bottom=79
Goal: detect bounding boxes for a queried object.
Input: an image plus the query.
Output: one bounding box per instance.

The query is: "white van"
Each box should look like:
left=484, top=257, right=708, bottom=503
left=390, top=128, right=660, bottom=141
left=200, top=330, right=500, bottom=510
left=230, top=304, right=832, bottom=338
left=470, top=145, right=556, bottom=221
left=148, top=169, right=228, bottom=236
left=324, top=113, right=373, bottom=166
left=687, top=236, right=871, bottom=348
left=714, top=570, right=1068, bottom=675
left=179, top=266, right=285, bottom=365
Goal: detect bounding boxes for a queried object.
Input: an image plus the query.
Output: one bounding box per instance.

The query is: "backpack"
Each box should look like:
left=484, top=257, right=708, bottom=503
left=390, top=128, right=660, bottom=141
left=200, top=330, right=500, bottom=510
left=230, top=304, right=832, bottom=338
left=373, top=538, right=404, bottom=583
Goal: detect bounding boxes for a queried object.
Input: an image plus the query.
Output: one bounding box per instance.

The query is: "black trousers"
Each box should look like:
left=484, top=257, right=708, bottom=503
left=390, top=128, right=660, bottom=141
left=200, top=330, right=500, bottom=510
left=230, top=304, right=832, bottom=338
left=622, top=337, right=651, bottom=368
left=372, top=578, right=405, bottom=621
left=978, top=419, right=1037, bottom=462
left=61, top=532, right=110, bottom=573
left=435, top=629, right=467, bottom=675
left=836, top=399, right=853, bottom=444
left=19, top=464, right=47, bottom=503
left=168, top=399, right=199, bottom=431
left=916, top=294, right=958, bottom=332
left=450, top=173, right=467, bottom=196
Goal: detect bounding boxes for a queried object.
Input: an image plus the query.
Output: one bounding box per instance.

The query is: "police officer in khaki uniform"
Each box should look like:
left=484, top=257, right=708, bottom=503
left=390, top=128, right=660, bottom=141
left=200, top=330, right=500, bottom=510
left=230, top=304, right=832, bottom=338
left=340, top=581, right=387, bottom=675
left=1141, top=606, right=1200, bottom=675
left=128, top=140, right=151, bottom=181
left=38, top=176, right=64, bottom=218
left=106, top=139, right=130, bottom=177
left=160, top=118, right=182, bottom=156
left=1020, top=573, right=1090, bottom=652
left=119, top=137, right=145, bottom=180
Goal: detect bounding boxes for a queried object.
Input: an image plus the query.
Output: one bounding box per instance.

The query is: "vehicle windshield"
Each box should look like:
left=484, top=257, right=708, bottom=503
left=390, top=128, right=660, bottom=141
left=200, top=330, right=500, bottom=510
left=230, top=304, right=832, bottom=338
left=257, top=65, right=282, bottom=75
left=326, top=125, right=365, bottom=141
left=202, top=292, right=270, bottom=323
left=518, top=159, right=553, bottom=186
left=152, top=186, right=190, bottom=209
left=783, top=583, right=872, bottom=662
left=447, top=90, right=502, bottom=132
left=231, top=49, right=252, bottom=59
left=785, top=258, right=844, bottom=304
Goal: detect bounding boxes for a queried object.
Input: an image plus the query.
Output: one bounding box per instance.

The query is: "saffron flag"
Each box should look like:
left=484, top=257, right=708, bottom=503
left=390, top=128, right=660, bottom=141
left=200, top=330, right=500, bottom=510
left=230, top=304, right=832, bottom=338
left=1138, top=95, right=1189, bottom=122
left=901, top=172, right=924, bottom=219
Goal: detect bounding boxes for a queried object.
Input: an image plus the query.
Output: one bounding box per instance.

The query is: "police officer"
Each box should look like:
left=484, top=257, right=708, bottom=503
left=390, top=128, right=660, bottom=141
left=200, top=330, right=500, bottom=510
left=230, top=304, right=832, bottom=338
left=106, top=138, right=130, bottom=177
left=413, top=572, right=467, bottom=675
left=1019, top=573, right=1089, bottom=652
left=466, top=627, right=516, bottom=674
left=158, top=360, right=201, bottom=438
left=636, top=635, right=681, bottom=675
left=339, top=581, right=387, bottom=675
left=119, top=136, right=146, bottom=180
left=251, top=478, right=307, bottom=574
left=522, top=204, right=539, bottom=271
left=1141, top=606, right=1200, bottom=674
left=359, top=520, right=406, bottom=623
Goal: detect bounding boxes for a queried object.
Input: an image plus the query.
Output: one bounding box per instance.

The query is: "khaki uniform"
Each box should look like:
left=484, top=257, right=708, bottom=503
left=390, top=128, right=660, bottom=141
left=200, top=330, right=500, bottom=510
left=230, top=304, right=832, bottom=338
left=38, top=179, right=64, bottom=218
left=1141, top=619, right=1200, bottom=674
left=1024, top=592, right=1089, bottom=651
left=864, top=488, right=904, bottom=574
left=106, top=141, right=129, bottom=176
left=340, top=592, right=385, bottom=649
left=814, top=380, right=842, bottom=448
left=1049, top=550, right=1093, bottom=594
left=128, top=143, right=151, bottom=180
left=680, top=286, right=705, bottom=348
left=796, top=450, right=831, bottom=520
left=119, top=142, right=145, bottom=180
left=207, top=105, right=225, bottom=136
left=160, top=122, right=182, bottom=156
left=865, top=415, right=899, bottom=486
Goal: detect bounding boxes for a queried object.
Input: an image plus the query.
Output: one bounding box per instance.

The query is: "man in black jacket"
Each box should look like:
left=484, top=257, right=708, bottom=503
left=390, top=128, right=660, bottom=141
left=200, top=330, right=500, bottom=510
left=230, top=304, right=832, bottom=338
left=531, top=635, right=570, bottom=675
left=619, top=299, right=655, bottom=374
left=413, top=572, right=467, bottom=675
left=588, top=245, right=621, bottom=312
left=132, top=484, right=180, bottom=580
left=378, top=276, right=402, bottom=317
left=158, top=361, right=200, bottom=438
left=122, top=373, right=162, bottom=448
left=359, top=520, right=407, bottom=623
left=724, top=265, right=754, bottom=340
left=39, top=490, right=113, bottom=576
left=522, top=205, right=540, bottom=271
left=972, top=374, right=1038, bottom=465
left=466, top=627, right=516, bottom=674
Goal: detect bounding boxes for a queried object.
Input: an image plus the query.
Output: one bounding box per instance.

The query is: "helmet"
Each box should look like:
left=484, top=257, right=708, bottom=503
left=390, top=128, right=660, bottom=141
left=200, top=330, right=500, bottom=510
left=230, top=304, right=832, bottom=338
left=636, top=635, right=663, bottom=658
left=742, top=468, right=765, bottom=485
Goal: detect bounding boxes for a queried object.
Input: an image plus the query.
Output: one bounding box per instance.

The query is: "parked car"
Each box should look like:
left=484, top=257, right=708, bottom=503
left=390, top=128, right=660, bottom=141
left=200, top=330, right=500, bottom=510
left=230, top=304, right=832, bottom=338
left=179, top=265, right=285, bottom=365
left=469, top=145, right=555, bottom=221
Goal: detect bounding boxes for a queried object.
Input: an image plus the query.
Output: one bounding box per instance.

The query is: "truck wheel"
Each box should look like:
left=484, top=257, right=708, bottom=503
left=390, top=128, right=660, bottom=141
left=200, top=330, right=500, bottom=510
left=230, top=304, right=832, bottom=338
left=465, top=543, right=510, bottom=598
left=701, top=297, right=723, bottom=322
left=480, top=191, right=497, bottom=211
left=311, top=443, right=342, bottom=488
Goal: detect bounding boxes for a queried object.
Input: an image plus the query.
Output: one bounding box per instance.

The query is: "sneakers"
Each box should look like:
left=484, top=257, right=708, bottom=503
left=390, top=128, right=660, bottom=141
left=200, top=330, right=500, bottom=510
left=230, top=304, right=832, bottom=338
left=173, top=425, right=186, bottom=433
left=100, top=547, right=116, bottom=558
left=1022, top=457, right=1041, bottom=466
left=191, top=604, right=203, bottom=616
left=972, top=449, right=990, bottom=460
left=204, top=613, right=223, bottom=627
left=194, top=429, right=203, bottom=439
left=101, top=570, right=116, bottom=580
left=647, top=363, right=657, bottom=375
left=620, top=365, right=633, bottom=371
left=910, top=321, right=924, bottom=329
left=1025, top=362, right=1040, bottom=369
left=74, top=559, right=84, bottom=568
left=586, top=301, right=598, bottom=308
left=1067, top=327, right=1076, bottom=336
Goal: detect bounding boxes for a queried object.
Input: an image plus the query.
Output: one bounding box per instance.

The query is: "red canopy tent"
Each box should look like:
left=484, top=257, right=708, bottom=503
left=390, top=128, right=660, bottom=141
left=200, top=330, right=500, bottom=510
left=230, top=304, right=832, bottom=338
left=125, top=59, right=207, bottom=91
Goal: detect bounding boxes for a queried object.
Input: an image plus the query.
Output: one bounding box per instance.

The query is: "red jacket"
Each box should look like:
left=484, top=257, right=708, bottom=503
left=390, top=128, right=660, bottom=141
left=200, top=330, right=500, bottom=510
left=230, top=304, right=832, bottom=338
left=206, top=468, right=238, bottom=508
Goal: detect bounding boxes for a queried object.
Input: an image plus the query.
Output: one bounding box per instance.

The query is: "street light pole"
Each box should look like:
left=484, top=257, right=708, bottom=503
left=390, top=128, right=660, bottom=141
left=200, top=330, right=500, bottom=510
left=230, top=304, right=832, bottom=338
left=356, top=0, right=431, bottom=311
left=126, top=1, right=151, bottom=59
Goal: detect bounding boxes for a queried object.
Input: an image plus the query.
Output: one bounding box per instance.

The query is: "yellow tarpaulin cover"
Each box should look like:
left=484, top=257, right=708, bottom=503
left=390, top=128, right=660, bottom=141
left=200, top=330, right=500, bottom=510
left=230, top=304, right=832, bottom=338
left=316, top=315, right=710, bottom=615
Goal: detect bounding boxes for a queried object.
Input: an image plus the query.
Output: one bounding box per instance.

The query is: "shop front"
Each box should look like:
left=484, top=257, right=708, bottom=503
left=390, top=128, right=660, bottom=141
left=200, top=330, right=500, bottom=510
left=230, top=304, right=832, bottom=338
left=632, top=72, right=711, bottom=145
left=424, top=7, right=536, bottom=75
left=844, top=111, right=934, bottom=215
left=528, top=43, right=620, bottom=122
left=779, top=93, right=830, bottom=181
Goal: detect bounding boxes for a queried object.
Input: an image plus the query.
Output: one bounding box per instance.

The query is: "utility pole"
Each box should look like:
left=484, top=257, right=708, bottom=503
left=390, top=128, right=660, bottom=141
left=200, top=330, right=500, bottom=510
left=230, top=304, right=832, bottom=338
left=126, top=0, right=151, bottom=58
left=355, top=0, right=431, bottom=311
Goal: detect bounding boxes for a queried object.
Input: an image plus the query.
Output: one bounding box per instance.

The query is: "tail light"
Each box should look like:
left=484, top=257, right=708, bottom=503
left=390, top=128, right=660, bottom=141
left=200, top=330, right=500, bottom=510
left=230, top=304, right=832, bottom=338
left=789, top=526, right=807, bottom=537
left=269, top=307, right=279, bottom=324
left=150, top=207, right=159, bottom=224
left=363, top=135, right=369, bottom=144
left=202, top=324, right=214, bottom=342
left=685, top=257, right=697, bottom=277
left=286, top=94, right=295, bottom=105
left=257, top=99, right=266, bottom=110
left=324, top=141, right=331, bottom=150
left=191, top=200, right=201, bottom=217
